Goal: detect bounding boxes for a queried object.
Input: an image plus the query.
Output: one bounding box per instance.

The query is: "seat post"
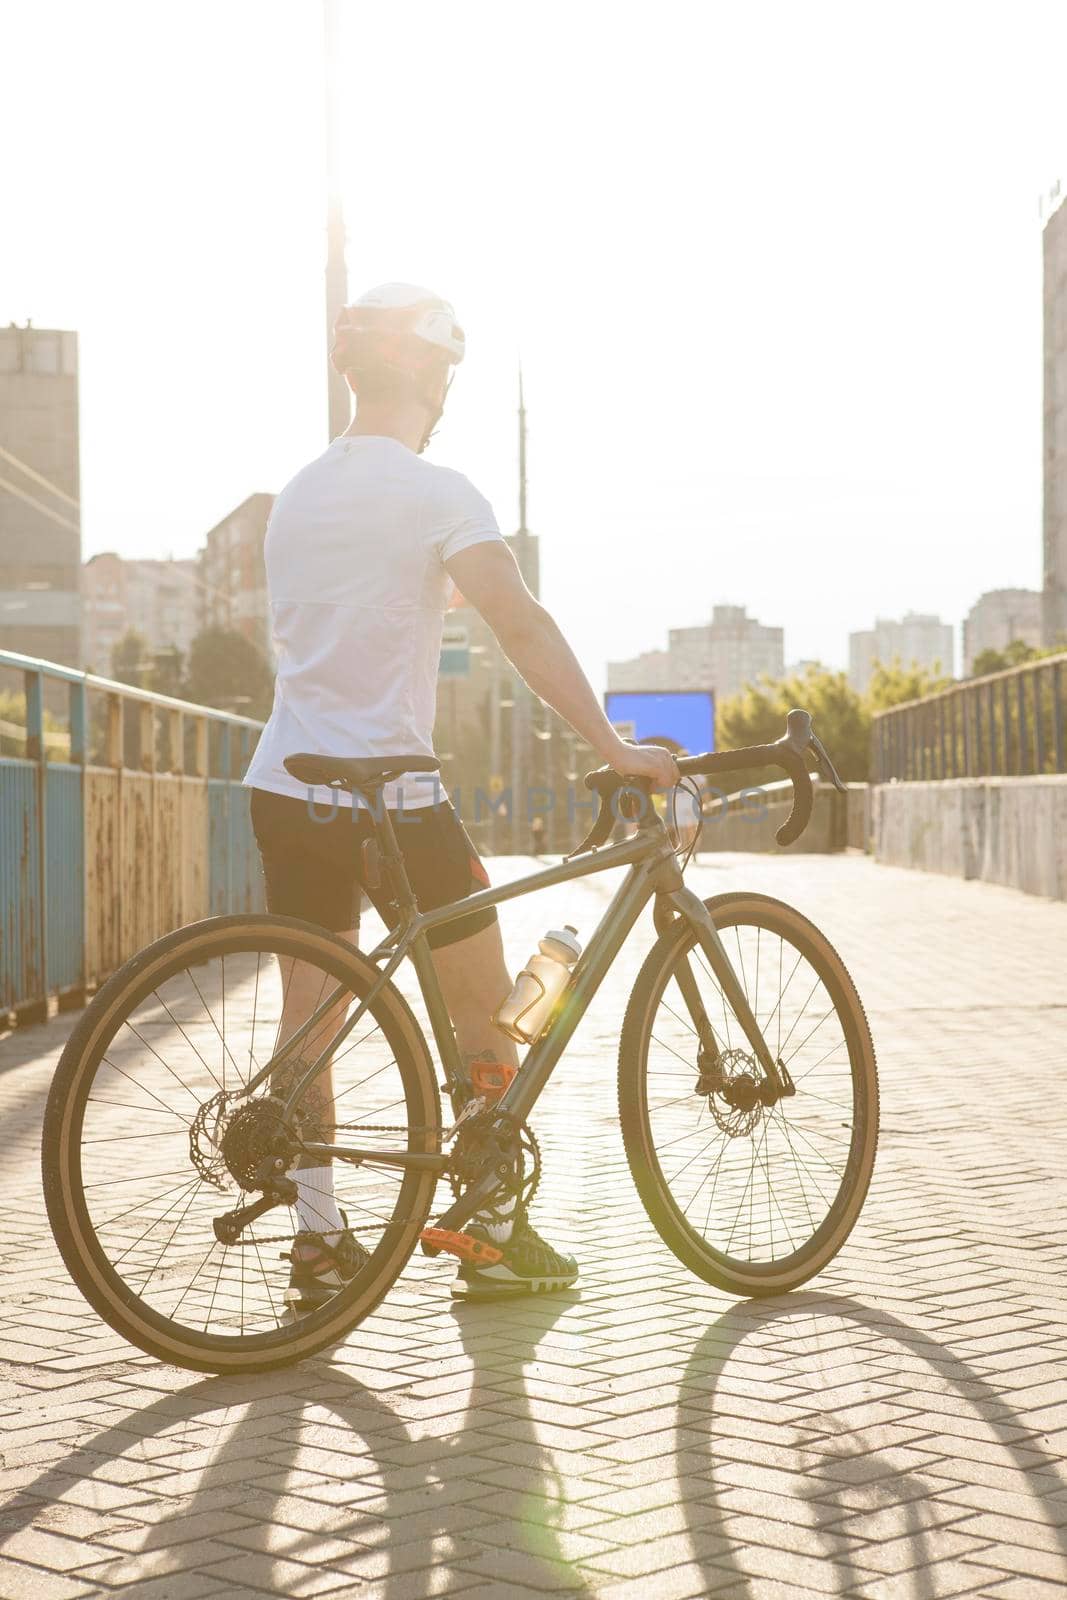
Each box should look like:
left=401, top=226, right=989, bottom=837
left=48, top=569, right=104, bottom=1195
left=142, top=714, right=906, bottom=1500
left=362, top=785, right=419, bottom=918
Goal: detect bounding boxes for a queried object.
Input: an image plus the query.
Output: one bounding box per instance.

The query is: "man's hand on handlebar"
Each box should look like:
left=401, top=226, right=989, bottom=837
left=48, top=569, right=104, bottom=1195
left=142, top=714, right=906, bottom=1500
left=603, top=738, right=680, bottom=791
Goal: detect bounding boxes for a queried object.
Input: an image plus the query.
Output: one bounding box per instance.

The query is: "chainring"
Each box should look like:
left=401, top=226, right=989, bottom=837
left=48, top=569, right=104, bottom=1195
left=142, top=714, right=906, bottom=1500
left=447, top=1110, right=542, bottom=1211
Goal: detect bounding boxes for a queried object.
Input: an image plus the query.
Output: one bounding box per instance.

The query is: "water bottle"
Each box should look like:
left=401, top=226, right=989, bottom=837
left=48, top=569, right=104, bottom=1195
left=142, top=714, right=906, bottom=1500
left=493, top=925, right=582, bottom=1044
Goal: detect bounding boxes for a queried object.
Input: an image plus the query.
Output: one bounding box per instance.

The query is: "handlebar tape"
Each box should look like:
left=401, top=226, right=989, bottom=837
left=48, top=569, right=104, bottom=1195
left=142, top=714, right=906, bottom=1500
left=672, top=742, right=813, bottom=847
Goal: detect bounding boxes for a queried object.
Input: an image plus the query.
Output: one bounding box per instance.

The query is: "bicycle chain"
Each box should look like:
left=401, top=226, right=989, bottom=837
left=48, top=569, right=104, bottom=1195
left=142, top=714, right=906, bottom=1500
left=332, top=1123, right=442, bottom=1134
left=230, top=1115, right=538, bottom=1247
left=226, top=1118, right=463, bottom=1246
left=231, top=1220, right=425, bottom=1246
left=222, top=1098, right=534, bottom=1245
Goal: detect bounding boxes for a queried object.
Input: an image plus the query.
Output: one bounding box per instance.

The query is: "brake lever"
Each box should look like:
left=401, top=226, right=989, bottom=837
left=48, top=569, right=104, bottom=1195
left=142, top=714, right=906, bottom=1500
left=810, top=730, right=848, bottom=793
left=782, top=708, right=813, bottom=754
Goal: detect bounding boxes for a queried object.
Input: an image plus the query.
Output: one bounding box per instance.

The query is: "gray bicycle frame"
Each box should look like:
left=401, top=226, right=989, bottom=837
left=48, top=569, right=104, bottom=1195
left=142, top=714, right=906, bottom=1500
left=245, top=803, right=787, bottom=1229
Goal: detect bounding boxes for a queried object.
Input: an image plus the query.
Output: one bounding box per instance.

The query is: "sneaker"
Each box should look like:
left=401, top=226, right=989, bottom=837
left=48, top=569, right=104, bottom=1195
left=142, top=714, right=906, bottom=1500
left=283, top=1222, right=368, bottom=1315
left=452, top=1219, right=579, bottom=1300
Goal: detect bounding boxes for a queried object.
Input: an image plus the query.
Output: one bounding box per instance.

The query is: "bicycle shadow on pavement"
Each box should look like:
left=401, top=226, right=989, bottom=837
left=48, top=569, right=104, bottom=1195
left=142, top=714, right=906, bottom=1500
left=0, top=1362, right=425, bottom=1593
left=677, top=1290, right=1067, bottom=1598
left=0, top=1287, right=594, bottom=1596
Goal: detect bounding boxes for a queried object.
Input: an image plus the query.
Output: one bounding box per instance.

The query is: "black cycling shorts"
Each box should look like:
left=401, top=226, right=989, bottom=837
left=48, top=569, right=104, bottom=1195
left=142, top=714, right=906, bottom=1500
left=250, top=788, right=498, bottom=950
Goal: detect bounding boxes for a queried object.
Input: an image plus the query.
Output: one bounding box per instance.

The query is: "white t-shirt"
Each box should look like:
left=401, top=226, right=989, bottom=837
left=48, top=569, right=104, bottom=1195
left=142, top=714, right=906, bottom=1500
left=243, top=435, right=503, bottom=809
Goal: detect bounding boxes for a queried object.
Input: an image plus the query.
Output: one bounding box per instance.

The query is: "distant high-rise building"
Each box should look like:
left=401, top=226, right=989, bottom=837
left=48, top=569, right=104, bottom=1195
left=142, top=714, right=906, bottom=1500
left=668, top=607, right=785, bottom=699
left=848, top=612, right=954, bottom=692
left=962, top=588, right=1043, bottom=675
left=82, top=552, right=200, bottom=675
left=607, top=605, right=784, bottom=703
left=199, top=494, right=274, bottom=659
left=605, top=649, right=672, bottom=692
left=1043, top=189, right=1067, bottom=647
left=0, top=323, right=82, bottom=667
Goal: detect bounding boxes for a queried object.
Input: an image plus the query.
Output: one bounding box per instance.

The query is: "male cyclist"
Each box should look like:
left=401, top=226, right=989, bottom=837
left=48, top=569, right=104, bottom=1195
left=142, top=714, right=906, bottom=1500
left=244, top=283, right=678, bottom=1309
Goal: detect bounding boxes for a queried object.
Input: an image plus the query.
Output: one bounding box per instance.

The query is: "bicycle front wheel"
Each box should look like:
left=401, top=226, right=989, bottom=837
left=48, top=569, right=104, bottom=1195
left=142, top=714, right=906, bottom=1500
left=42, top=915, right=442, bottom=1373
left=618, top=893, right=877, bottom=1297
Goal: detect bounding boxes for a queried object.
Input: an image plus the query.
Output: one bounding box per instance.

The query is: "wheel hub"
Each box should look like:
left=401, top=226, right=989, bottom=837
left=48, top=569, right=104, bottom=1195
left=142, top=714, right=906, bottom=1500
left=219, top=1096, right=291, bottom=1191
left=706, top=1048, right=764, bottom=1138
left=189, top=1092, right=294, bottom=1193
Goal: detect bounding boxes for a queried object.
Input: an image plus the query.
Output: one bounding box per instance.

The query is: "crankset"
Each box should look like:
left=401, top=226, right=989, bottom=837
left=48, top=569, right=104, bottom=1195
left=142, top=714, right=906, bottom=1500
left=446, top=1107, right=542, bottom=1212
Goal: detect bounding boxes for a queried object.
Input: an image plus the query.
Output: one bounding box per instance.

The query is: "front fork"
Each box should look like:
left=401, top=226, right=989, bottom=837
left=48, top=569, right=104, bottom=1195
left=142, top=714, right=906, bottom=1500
left=656, top=886, right=795, bottom=1104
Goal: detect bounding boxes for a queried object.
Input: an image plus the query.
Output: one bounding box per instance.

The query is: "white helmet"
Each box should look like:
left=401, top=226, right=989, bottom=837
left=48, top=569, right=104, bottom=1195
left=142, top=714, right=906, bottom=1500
left=348, top=282, right=465, bottom=363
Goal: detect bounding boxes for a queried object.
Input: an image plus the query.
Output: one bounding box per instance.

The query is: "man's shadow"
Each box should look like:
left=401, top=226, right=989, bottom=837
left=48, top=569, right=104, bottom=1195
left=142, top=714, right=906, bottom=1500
left=0, top=1287, right=594, bottom=1596
left=441, top=1289, right=596, bottom=1592
left=678, top=1291, right=1067, bottom=1597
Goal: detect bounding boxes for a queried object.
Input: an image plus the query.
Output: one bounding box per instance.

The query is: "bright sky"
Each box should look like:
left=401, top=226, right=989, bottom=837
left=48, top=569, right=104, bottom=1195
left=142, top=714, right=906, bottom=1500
left=5, top=1, right=1066, bottom=682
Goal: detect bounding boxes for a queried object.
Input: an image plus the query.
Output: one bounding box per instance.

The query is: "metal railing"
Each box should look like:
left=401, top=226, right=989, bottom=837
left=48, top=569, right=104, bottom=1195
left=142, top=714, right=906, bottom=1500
left=871, top=650, right=1067, bottom=783
left=0, top=648, right=265, bottom=1022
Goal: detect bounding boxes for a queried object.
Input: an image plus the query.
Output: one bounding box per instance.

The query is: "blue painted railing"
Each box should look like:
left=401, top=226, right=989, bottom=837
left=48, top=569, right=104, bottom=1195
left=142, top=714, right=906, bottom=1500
left=0, top=648, right=264, bottom=1022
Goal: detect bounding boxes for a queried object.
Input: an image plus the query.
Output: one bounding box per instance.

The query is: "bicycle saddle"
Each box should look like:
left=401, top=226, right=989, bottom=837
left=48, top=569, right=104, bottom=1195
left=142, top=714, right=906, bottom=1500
left=283, top=753, right=442, bottom=790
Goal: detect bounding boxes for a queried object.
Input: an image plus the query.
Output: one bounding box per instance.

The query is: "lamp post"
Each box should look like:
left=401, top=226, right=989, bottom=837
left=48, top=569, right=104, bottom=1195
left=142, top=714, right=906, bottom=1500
left=323, top=0, right=350, bottom=441
left=510, top=370, right=533, bottom=852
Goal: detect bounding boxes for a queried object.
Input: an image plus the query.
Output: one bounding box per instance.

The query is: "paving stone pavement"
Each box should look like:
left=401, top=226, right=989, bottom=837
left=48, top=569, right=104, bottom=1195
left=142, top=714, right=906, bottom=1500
left=1, top=852, right=1066, bottom=1600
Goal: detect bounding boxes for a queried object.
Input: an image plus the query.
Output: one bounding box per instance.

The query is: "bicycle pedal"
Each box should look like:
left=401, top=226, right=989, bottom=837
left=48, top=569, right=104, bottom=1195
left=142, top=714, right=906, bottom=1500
left=420, top=1228, right=503, bottom=1265
left=469, top=1060, right=517, bottom=1103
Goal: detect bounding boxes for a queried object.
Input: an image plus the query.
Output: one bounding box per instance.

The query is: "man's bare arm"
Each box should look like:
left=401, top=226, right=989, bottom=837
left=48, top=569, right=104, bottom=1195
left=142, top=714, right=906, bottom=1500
left=446, top=542, right=678, bottom=789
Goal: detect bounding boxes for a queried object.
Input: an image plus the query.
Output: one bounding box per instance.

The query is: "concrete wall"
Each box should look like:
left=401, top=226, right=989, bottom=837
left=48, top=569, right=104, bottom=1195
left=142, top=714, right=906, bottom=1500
left=700, top=770, right=1067, bottom=901
left=872, top=777, right=1067, bottom=901
left=846, top=783, right=871, bottom=851
left=703, top=778, right=848, bottom=855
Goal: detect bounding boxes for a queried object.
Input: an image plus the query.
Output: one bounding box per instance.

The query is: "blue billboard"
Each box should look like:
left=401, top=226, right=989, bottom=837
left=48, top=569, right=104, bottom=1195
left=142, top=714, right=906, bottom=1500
left=604, top=690, right=715, bottom=755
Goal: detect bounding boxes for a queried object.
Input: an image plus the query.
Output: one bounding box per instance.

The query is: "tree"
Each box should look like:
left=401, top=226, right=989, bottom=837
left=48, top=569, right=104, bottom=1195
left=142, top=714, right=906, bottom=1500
left=716, top=663, right=870, bottom=786
left=866, top=656, right=953, bottom=710
left=110, top=629, right=152, bottom=687
left=969, top=639, right=1054, bottom=678
left=184, top=627, right=274, bottom=719
left=715, top=655, right=961, bottom=789
left=150, top=646, right=185, bottom=700
left=0, top=690, right=65, bottom=758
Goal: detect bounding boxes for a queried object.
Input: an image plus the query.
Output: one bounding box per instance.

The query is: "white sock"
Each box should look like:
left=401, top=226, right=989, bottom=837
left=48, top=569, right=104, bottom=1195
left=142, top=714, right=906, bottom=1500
left=294, top=1165, right=344, bottom=1240
left=474, top=1183, right=517, bottom=1246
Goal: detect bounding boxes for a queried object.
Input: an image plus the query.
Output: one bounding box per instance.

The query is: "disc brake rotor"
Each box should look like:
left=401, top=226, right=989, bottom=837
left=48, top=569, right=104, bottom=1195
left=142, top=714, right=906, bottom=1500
left=707, top=1048, right=764, bottom=1138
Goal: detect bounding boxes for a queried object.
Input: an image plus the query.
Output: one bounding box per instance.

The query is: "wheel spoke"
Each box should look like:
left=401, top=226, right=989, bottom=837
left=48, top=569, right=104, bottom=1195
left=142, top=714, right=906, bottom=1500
left=98, top=1056, right=194, bottom=1125
left=107, top=1176, right=204, bottom=1261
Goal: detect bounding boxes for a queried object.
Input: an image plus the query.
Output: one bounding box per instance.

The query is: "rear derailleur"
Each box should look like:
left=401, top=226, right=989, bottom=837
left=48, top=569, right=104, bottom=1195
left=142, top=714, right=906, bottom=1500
left=189, top=1090, right=303, bottom=1245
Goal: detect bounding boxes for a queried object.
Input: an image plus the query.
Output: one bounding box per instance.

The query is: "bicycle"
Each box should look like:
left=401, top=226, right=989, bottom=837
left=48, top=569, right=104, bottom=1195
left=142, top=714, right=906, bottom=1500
left=42, top=710, right=878, bottom=1374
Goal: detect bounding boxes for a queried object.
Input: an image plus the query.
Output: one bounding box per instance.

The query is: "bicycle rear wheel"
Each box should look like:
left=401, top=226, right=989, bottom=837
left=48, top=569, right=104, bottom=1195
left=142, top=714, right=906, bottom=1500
left=618, top=893, right=877, bottom=1296
left=42, top=914, right=441, bottom=1373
